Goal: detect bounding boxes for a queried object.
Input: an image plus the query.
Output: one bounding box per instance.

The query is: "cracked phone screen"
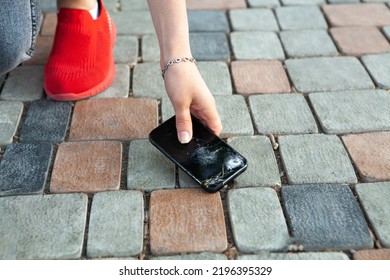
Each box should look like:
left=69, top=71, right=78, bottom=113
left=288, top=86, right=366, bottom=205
left=149, top=115, right=247, bottom=192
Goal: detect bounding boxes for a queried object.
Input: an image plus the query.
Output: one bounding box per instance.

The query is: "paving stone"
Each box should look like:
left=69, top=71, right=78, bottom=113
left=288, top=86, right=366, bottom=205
left=92, top=64, right=130, bottom=99
left=197, top=62, right=232, bottom=95
left=228, top=187, right=290, bottom=253
left=114, top=36, right=138, bottom=64
left=353, top=249, right=390, bottom=260
left=279, top=134, right=357, bottom=184
left=111, top=11, right=155, bottom=35
left=190, top=32, right=230, bottom=61
left=285, top=57, right=375, bottom=93
left=24, top=36, right=53, bottom=65
left=19, top=99, right=72, bottom=143
left=87, top=191, right=144, bottom=258
left=0, top=101, right=23, bottom=146
left=188, top=11, right=229, bottom=32
left=275, top=6, right=328, bottom=30
left=231, top=60, right=290, bottom=94
left=330, top=27, right=390, bottom=55
left=41, top=13, right=56, bottom=36
left=149, top=189, right=227, bottom=255
left=0, top=66, right=44, bottom=101
left=0, top=193, right=87, bottom=259
left=281, top=0, right=324, bottom=4
left=50, top=141, right=122, bottom=193
left=227, top=136, right=281, bottom=188
left=281, top=184, right=373, bottom=251
left=231, top=32, right=285, bottom=60
left=322, top=3, right=390, bottom=27
left=355, top=182, right=390, bottom=247
left=141, top=35, right=159, bottom=62
left=0, top=143, right=53, bottom=196
left=238, top=252, right=350, bottom=260
left=383, top=26, right=390, bottom=40
left=309, top=90, right=390, bottom=134
left=342, top=132, right=390, bottom=182
left=39, top=0, right=57, bottom=11
left=362, top=53, right=390, bottom=89
left=230, top=8, right=279, bottom=31
left=153, top=253, right=227, bottom=260
left=186, top=0, right=247, bottom=10
left=161, top=97, right=175, bottom=122
left=69, top=98, right=158, bottom=141
left=248, top=0, right=280, bottom=7
left=115, top=0, right=149, bottom=11
left=280, top=30, right=338, bottom=58
left=328, top=0, right=359, bottom=3
left=249, top=94, right=318, bottom=135
left=0, top=74, right=5, bottom=85
left=127, top=140, right=175, bottom=191
left=132, top=63, right=165, bottom=98
left=214, top=95, right=254, bottom=137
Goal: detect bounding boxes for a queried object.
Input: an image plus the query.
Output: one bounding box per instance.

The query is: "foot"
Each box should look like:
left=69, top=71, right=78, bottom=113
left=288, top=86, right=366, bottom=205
left=44, top=0, right=116, bottom=101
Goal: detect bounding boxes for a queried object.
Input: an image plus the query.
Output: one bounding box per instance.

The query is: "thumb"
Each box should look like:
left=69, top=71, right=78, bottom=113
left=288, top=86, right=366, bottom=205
left=175, top=110, right=193, bottom=144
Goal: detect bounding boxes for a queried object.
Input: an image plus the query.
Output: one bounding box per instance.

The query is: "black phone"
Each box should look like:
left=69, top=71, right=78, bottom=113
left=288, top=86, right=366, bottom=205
left=149, top=115, right=248, bottom=193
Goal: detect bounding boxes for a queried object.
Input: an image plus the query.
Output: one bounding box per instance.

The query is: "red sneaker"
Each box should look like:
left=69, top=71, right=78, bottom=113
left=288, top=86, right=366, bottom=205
left=44, top=0, right=116, bottom=101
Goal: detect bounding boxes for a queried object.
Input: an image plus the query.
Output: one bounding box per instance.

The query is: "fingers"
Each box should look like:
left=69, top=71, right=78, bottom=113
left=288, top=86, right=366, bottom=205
left=175, top=109, right=193, bottom=144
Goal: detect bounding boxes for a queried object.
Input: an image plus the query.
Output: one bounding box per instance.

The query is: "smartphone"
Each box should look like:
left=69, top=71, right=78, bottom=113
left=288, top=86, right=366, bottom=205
left=149, top=115, right=247, bottom=193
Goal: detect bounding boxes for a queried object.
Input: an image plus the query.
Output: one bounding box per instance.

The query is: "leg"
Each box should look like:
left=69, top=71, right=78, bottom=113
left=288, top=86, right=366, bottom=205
left=0, top=0, right=41, bottom=76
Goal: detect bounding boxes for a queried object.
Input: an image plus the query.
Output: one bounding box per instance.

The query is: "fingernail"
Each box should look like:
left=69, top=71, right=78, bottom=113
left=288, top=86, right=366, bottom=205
left=178, top=131, right=190, bottom=144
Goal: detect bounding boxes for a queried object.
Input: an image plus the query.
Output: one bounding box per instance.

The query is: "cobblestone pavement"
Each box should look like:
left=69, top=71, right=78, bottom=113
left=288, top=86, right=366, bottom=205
left=0, top=0, right=390, bottom=260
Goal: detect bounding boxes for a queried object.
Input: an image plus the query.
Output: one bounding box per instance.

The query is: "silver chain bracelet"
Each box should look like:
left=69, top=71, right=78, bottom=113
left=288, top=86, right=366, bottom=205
left=161, top=57, right=197, bottom=79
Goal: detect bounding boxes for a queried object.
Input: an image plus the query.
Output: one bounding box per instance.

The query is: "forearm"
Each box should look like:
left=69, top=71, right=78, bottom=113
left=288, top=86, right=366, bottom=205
left=147, top=0, right=192, bottom=68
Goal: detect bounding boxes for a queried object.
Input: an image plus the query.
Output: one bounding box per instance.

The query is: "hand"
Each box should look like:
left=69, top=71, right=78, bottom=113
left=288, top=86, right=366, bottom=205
left=163, top=62, right=222, bottom=144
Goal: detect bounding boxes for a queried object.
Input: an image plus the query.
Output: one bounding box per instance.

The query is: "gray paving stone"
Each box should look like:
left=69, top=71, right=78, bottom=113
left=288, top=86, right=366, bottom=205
left=215, top=95, right=254, bottom=137
left=0, top=66, right=44, bottom=101
left=355, top=182, right=390, bottom=247
left=127, top=139, right=175, bottom=191
left=0, top=193, right=88, bottom=259
left=281, top=184, right=373, bottom=251
left=309, top=90, right=390, bottom=134
left=276, top=6, right=328, bottom=30
left=197, top=62, right=232, bottom=95
left=383, top=26, right=390, bottom=40
left=19, top=99, right=72, bottom=143
left=328, top=0, right=359, bottom=3
left=114, top=36, right=138, bottom=64
left=0, top=101, right=23, bottom=146
left=87, top=191, right=144, bottom=258
left=116, top=0, right=149, bottom=11
left=141, top=35, right=159, bottom=62
left=227, top=136, right=281, bottom=188
left=281, top=0, right=325, bottom=4
left=238, top=252, right=350, bottom=260
left=248, top=0, right=280, bottom=7
left=362, top=53, right=390, bottom=89
left=0, top=143, right=53, bottom=196
left=153, top=253, right=227, bottom=260
left=161, top=97, right=175, bottom=123
left=190, top=33, right=230, bottom=61
left=188, top=11, right=229, bottom=32
left=111, top=11, right=154, bottom=35
left=280, top=30, right=338, bottom=58
left=231, top=32, right=285, bottom=60
left=285, top=57, right=375, bottom=93
left=279, top=134, right=357, bottom=184
left=228, top=187, right=290, bottom=253
left=39, top=0, right=56, bottom=11
left=230, top=8, right=279, bottom=31
left=249, top=94, right=318, bottom=135
left=93, top=64, right=130, bottom=99
left=132, top=63, right=165, bottom=98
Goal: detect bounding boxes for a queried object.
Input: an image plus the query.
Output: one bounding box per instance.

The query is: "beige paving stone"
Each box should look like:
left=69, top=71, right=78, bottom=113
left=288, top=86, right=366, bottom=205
left=231, top=60, right=291, bottom=94
left=330, top=27, right=390, bottom=55
left=69, top=98, right=158, bottom=141
left=322, top=3, right=390, bottom=27
left=149, top=189, right=227, bottom=255
left=353, top=249, right=390, bottom=260
left=50, top=141, right=122, bottom=193
left=41, top=13, right=57, bottom=36
left=186, top=0, right=247, bottom=10
left=342, top=132, right=390, bottom=182
left=24, top=36, right=53, bottom=65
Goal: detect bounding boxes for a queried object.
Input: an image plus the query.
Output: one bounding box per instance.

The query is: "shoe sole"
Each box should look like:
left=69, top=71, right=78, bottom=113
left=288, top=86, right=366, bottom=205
left=45, top=12, right=117, bottom=102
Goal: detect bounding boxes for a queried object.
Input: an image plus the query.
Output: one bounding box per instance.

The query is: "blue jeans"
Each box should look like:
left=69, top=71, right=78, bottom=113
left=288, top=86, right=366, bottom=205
left=0, top=0, right=41, bottom=76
